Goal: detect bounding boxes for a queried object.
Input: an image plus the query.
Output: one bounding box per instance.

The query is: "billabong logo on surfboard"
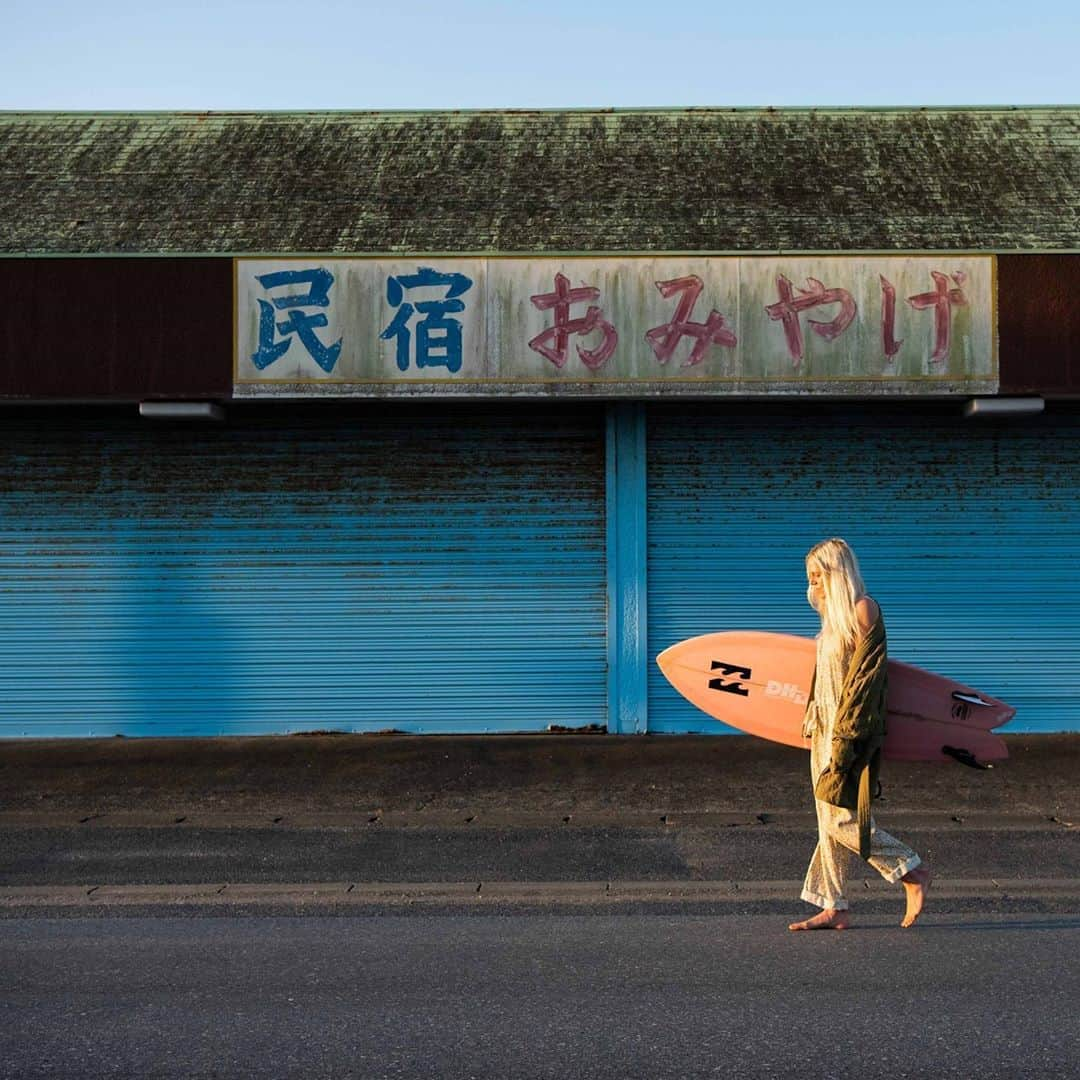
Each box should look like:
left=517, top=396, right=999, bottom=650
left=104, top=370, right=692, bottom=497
left=708, top=660, right=751, bottom=697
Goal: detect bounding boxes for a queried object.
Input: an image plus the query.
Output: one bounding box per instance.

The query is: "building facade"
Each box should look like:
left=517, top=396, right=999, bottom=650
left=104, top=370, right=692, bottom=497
left=1, top=108, right=1078, bottom=737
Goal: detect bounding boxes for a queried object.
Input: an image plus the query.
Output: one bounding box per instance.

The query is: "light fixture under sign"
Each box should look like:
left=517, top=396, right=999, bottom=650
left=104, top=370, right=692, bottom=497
left=963, top=397, right=1044, bottom=418
left=139, top=402, right=225, bottom=421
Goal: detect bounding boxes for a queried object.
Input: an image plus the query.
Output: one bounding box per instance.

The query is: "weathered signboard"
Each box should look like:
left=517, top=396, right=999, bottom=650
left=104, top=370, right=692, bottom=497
left=234, top=256, right=996, bottom=397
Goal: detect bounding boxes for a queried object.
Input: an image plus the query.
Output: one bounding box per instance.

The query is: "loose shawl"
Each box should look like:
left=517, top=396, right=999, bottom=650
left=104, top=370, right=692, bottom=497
left=807, top=609, right=888, bottom=859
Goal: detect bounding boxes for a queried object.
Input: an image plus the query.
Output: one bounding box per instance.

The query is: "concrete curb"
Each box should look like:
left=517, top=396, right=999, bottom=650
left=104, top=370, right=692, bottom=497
left=1, top=810, right=1075, bottom=830
left=3, top=878, right=1079, bottom=909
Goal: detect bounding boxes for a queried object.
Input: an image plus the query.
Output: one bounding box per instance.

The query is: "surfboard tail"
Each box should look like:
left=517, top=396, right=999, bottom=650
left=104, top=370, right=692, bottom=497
left=888, top=659, right=1016, bottom=734
left=950, top=690, right=1016, bottom=732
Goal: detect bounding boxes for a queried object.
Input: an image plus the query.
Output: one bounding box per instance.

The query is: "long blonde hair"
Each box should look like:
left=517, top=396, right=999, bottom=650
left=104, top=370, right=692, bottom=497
left=806, top=538, right=866, bottom=659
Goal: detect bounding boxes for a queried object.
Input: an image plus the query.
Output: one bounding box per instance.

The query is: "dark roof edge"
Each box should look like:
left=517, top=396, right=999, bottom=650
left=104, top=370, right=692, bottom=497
left=2, top=249, right=1080, bottom=259
left=1, top=105, right=1079, bottom=120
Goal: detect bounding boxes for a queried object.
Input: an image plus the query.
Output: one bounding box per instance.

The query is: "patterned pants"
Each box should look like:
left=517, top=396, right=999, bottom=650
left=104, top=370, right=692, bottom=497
left=800, top=729, right=922, bottom=911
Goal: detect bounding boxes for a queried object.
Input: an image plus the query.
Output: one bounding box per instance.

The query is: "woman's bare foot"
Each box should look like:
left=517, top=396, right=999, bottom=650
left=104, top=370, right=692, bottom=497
left=900, top=865, right=931, bottom=927
left=788, top=908, right=850, bottom=931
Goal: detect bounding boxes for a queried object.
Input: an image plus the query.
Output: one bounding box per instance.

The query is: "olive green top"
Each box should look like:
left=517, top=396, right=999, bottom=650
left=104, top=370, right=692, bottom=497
left=808, top=608, right=888, bottom=860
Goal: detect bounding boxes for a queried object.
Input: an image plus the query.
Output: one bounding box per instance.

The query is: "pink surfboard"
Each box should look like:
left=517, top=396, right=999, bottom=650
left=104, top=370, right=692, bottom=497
left=656, top=631, right=1014, bottom=764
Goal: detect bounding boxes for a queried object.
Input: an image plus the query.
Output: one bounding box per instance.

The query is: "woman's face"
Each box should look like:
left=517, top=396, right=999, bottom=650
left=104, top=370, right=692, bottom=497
left=807, top=562, right=826, bottom=609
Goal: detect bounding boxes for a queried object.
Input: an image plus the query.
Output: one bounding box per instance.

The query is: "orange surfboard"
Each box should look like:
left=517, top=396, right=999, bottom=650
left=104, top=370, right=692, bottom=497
left=656, top=631, right=1014, bottom=764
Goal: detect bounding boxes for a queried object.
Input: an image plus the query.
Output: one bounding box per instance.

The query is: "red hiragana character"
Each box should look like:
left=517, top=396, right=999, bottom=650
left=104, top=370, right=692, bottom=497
left=880, top=275, right=903, bottom=362
left=765, top=275, right=857, bottom=367
left=528, top=272, right=618, bottom=370
left=644, top=276, right=737, bottom=367
left=907, top=271, right=968, bottom=363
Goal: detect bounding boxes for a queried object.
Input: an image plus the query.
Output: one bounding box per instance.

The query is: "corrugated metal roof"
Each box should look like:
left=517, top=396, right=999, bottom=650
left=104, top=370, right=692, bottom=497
left=1, top=108, right=1078, bottom=254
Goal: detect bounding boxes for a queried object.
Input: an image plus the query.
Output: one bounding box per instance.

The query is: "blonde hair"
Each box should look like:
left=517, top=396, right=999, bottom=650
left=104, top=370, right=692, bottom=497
left=806, top=537, right=866, bottom=659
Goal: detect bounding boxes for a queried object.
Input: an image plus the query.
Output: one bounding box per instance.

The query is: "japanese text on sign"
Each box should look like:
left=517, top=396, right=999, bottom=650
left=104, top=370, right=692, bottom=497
left=235, top=256, right=996, bottom=397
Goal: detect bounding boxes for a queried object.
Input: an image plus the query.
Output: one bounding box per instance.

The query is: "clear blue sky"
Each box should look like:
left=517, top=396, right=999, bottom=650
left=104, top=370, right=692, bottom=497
left=3, top=0, right=1077, bottom=110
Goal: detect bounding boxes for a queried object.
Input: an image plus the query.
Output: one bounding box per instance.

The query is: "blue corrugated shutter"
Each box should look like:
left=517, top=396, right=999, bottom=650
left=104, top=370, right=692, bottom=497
left=647, top=405, right=1080, bottom=734
left=0, top=406, right=606, bottom=736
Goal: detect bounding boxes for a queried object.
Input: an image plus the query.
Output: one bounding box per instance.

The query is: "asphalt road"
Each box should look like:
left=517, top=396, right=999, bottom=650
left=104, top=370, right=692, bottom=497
left=3, top=910, right=1079, bottom=1079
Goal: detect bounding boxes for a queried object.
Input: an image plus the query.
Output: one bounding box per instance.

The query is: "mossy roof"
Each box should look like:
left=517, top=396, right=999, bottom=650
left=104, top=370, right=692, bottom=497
left=1, top=108, right=1077, bottom=254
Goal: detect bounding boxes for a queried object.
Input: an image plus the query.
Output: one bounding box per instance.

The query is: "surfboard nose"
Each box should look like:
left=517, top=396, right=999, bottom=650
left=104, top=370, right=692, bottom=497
left=655, top=648, right=682, bottom=683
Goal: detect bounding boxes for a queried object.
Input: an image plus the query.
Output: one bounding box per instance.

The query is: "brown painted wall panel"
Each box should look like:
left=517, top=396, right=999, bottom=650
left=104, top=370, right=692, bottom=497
left=0, top=258, right=231, bottom=399
left=998, top=254, right=1080, bottom=395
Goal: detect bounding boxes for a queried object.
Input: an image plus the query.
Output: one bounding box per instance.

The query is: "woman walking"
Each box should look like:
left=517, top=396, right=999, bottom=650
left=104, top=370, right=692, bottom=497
left=789, top=538, right=932, bottom=931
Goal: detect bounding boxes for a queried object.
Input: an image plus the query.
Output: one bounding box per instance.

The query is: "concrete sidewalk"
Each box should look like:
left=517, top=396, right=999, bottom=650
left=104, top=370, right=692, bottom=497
left=1, top=733, right=1077, bottom=909
left=2, top=732, right=1077, bottom=818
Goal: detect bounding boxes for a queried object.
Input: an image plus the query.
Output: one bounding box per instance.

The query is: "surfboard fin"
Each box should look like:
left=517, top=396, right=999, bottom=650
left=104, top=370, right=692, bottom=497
left=951, top=691, right=993, bottom=707
left=942, top=745, right=993, bottom=770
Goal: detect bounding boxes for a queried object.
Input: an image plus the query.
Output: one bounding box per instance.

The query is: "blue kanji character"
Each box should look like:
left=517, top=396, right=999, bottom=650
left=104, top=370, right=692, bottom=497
left=380, top=267, right=473, bottom=373
left=251, top=267, right=342, bottom=373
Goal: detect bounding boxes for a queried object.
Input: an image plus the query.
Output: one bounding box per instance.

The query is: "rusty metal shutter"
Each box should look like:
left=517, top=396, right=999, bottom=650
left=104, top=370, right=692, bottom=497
left=647, top=404, right=1080, bottom=735
left=0, top=405, right=606, bottom=736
